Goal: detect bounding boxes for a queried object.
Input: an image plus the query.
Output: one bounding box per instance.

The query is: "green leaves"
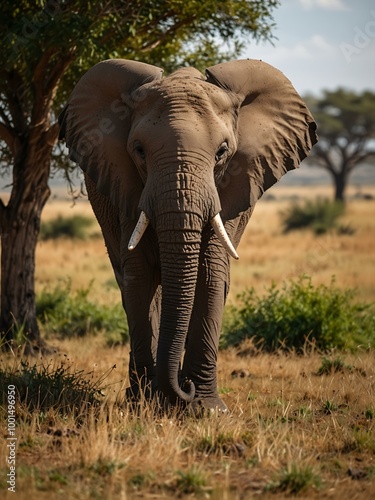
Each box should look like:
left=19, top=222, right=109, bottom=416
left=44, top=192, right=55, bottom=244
left=280, top=198, right=346, bottom=235
left=36, top=280, right=129, bottom=341
left=1, top=1, right=280, bottom=112
left=0, top=0, right=281, bottom=176
left=222, top=276, right=375, bottom=352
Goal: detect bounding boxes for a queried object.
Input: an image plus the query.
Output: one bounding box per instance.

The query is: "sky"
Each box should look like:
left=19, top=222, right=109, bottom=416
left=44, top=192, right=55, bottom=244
left=242, top=0, right=375, bottom=96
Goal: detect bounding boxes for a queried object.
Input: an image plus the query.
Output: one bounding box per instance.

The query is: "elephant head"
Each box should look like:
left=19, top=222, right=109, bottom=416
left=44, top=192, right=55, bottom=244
left=59, top=59, right=317, bottom=406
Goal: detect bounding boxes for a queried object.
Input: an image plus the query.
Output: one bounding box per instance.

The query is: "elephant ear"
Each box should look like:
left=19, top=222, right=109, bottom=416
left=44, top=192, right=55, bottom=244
left=206, top=59, right=317, bottom=222
left=58, top=59, right=163, bottom=218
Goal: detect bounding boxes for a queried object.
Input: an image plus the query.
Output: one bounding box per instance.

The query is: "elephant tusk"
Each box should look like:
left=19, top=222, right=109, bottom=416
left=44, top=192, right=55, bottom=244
left=211, top=213, right=239, bottom=260
left=128, top=211, right=150, bottom=250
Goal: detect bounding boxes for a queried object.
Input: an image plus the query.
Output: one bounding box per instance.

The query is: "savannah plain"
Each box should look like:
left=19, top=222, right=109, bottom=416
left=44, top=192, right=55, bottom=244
left=1, top=180, right=375, bottom=499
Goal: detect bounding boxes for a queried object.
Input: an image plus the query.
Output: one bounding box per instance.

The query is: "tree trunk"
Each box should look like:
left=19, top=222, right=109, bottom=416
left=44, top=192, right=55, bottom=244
left=0, top=154, right=51, bottom=351
left=333, top=170, right=347, bottom=202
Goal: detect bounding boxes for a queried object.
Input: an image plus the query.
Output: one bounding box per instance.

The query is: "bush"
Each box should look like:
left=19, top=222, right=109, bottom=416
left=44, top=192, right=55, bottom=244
left=40, top=214, right=94, bottom=240
left=266, top=463, right=322, bottom=495
left=36, top=280, right=129, bottom=341
left=0, top=359, right=105, bottom=413
left=281, top=198, right=345, bottom=235
left=174, top=469, right=208, bottom=495
left=221, top=276, right=375, bottom=352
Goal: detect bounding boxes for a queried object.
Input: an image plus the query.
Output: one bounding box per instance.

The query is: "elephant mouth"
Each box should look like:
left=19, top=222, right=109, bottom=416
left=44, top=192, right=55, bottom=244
left=127, top=210, right=239, bottom=260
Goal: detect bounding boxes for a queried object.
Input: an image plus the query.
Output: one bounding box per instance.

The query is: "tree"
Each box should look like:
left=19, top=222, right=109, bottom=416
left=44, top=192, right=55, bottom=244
left=305, top=89, right=375, bottom=201
left=0, top=0, right=279, bottom=350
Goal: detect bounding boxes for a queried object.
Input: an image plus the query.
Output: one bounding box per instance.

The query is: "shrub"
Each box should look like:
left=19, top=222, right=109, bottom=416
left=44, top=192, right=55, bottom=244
left=36, top=280, right=128, bottom=341
left=40, top=214, right=94, bottom=240
left=316, top=356, right=349, bottom=375
left=281, top=198, right=345, bottom=235
left=0, top=359, right=105, bottom=412
left=174, top=469, right=208, bottom=495
left=221, top=276, right=375, bottom=352
left=316, top=356, right=366, bottom=377
left=266, top=463, right=322, bottom=495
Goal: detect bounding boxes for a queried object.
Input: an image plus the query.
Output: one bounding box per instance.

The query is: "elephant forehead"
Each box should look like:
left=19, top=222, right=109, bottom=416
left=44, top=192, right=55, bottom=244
left=132, top=78, right=235, bottom=117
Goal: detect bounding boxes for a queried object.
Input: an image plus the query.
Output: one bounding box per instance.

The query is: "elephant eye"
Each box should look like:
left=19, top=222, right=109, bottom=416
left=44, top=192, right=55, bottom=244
left=215, top=142, right=229, bottom=162
left=134, top=142, right=145, bottom=160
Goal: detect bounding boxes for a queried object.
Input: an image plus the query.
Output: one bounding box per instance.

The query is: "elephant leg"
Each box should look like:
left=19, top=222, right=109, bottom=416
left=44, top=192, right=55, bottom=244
left=121, top=231, right=161, bottom=402
left=182, top=236, right=230, bottom=414
left=85, top=177, right=161, bottom=401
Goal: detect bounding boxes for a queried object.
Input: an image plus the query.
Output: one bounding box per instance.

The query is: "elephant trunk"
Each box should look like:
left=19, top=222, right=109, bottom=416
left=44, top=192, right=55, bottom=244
left=140, top=166, right=220, bottom=405
left=156, top=220, right=202, bottom=404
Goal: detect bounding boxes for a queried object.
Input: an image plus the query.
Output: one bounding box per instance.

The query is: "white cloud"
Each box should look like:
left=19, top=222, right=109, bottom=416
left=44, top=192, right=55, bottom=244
left=309, top=34, right=336, bottom=53
left=242, top=0, right=373, bottom=94
left=298, top=0, right=349, bottom=10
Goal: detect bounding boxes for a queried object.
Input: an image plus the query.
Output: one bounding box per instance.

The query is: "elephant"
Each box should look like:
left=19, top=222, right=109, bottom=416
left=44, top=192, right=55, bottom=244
left=58, top=58, right=317, bottom=414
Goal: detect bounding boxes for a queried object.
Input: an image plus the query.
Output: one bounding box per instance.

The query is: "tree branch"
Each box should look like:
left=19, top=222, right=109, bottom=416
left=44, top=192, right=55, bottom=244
left=349, top=135, right=367, bottom=158
left=350, top=151, right=375, bottom=167
left=97, top=7, right=196, bottom=52
left=45, top=51, right=76, bottom=94
left=313, top=147, right=336, bottom=173
left=0, top=123, right=18, bottom=157
left=45, top=122, right=60, bottom=146
left=1, top=71, right=28, bottom=134
left=139, top=16, right=198, bottom=52
left=32, top=47, right=57, bottom=90
left=31, top=51, right=76, bottom=127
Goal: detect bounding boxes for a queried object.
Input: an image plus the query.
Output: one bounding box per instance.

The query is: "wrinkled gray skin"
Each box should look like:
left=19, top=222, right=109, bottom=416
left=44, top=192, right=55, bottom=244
left=59, top=59, right=317, bottom=413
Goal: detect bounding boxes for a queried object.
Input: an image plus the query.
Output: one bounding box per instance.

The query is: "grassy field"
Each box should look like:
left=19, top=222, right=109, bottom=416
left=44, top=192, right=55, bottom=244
left=35, top=185, right=375, bottom=304
left=1, top=185, right=375, bottom=498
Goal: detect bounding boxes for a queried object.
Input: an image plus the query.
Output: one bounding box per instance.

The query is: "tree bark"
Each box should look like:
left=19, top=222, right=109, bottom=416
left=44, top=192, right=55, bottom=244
left=0, top=45, right=73, bottom=351
left=314, top=150, right=349, bottom=202
left=0, top=149, right=51, bottom=351
left=333, top=170, right=347, bottom=202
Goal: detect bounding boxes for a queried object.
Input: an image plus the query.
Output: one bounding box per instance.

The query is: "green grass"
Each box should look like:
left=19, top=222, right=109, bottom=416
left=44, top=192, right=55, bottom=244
left=266, top=463, right=322, bottom=494
left=173, top=468, right=208, bottom=495
left=128, top=472, right=155, bottom=489
left=36, top=279, right=128, bottom=342
left=316, top=356, right=354, bottom=375
left=222, top=276, right=375, bottom=352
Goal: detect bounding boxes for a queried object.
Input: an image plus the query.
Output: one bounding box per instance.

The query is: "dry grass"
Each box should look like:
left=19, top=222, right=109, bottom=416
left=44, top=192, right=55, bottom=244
left=1, top=185, right=374, bottom=498
left=36, top=186, right=375, bottom=304
left=232, top=186, right=375, bottom=304
left=1, top=343, right=374, bottom=499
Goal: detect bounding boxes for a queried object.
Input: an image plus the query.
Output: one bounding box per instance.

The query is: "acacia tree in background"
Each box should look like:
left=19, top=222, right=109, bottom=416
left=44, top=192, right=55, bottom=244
left=0, top=0, right=279, bottom=350
left=305, top=89, right=375, bottom=201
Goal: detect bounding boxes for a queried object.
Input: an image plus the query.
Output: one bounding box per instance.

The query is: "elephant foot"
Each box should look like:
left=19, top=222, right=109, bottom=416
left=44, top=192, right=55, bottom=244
left=186, top=395, right=229, bottom=418
left=125, top=382, right=229, bottom=418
